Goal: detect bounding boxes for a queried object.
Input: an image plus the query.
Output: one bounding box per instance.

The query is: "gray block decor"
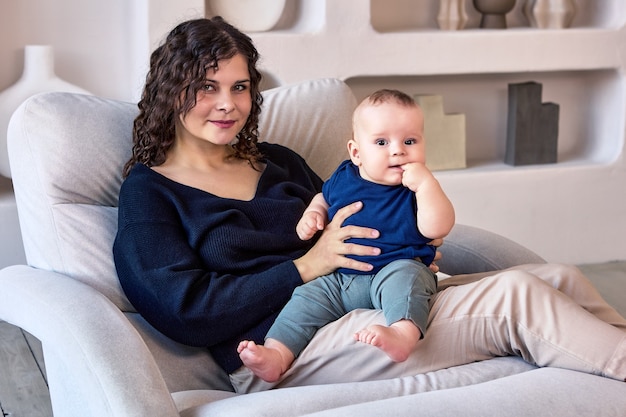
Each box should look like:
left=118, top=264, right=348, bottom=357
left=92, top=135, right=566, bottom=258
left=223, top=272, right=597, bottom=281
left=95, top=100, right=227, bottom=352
left=505, top=81, right=559, bottom=166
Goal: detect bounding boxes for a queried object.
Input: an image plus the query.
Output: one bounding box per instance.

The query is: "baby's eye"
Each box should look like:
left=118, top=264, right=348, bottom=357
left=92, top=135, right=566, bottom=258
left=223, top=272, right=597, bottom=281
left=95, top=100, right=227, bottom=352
left=405, top=138, right=417, bottom=145
left=375, top=139, right=388, bottom=146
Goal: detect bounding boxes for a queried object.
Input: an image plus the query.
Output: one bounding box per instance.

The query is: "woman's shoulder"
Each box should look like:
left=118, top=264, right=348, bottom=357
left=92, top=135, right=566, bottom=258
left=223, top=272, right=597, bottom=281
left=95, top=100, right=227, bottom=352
left=258, top=142, right=312, bottom=171
left=121, top=163, right=162, bottom=192
left=258, top=142, right=322, bottom=189
left=258, top=141, right=304, bottom=161
left=117, top=164, right=194, bottom=225
left=119, top=163, right=183, bottom=204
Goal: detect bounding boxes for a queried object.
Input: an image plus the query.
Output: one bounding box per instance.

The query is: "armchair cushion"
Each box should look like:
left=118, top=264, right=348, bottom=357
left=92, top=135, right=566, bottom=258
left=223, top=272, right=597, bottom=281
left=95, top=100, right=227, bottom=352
left=9, top=93, right=134, bottom=310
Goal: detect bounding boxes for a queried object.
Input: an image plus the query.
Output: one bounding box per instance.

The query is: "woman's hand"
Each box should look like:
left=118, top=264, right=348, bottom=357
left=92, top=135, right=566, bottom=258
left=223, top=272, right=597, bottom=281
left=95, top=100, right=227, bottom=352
left=293, top=201, right=380, bottom=283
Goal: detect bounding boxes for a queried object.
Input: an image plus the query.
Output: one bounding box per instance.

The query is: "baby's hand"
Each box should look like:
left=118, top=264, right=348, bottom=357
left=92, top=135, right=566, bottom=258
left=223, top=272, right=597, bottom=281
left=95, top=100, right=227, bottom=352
left=296, top=210, right=327, bottom=240
left=401, top=162, right=435, bottom=193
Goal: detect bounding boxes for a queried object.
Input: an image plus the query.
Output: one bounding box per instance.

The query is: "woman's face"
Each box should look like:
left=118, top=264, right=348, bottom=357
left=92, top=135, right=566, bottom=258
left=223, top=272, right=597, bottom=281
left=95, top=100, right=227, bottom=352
left=177, top=53, right=252, bottom=148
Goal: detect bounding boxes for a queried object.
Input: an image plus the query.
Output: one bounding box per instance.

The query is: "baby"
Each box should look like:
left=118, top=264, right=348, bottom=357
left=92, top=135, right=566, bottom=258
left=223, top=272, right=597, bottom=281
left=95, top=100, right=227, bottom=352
left=238, top=89, right=455, bottom=382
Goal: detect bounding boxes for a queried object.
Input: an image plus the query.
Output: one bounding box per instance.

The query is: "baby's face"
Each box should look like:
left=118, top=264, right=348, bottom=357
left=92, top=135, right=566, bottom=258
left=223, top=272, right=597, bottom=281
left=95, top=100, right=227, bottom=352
left=349, top=101, right=425, bottom=186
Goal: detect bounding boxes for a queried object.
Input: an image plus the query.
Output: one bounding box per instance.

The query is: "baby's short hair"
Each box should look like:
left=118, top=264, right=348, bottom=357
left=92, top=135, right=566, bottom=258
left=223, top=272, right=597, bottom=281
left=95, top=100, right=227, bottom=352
left=366, top=89, right=416, bottom=107
left=352, top=89, right=418, bottom=131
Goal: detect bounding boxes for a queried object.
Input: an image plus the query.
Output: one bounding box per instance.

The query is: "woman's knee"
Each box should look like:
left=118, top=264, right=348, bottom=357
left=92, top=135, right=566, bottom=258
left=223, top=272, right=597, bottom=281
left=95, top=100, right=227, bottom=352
left=548, top=263, right=585, bottom=286
left=523, top=263, right=586, bottom=290
left=490, top=270, right=550, bottom=297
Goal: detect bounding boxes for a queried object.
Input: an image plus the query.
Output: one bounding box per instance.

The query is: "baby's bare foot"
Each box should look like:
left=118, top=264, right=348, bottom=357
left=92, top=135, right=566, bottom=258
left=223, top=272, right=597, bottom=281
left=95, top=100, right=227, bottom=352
left=237, top=340, right=291, bottom=382
left=354, top=321, right=420, bottom=362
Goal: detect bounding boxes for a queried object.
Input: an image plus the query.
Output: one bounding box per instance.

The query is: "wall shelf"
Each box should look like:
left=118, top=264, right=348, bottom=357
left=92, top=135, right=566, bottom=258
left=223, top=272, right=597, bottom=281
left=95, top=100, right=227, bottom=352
left=346, top=69, right=624, bottom=169
left=248, top=0, right=626, bottom=264
left=369, top=0, right=626, bottom=32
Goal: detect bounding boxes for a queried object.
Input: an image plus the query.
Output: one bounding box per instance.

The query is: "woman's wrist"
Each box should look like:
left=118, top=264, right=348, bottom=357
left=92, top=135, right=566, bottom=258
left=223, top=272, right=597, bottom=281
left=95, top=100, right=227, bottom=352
left=293, top=256, right=315, bottom=283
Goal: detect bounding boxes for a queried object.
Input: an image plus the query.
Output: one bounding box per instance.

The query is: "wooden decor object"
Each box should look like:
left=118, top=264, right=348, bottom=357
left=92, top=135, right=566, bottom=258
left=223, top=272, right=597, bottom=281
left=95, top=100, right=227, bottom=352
left=524, top=0, right=577, bottom=29
left=505, top=81, right=559, bottom=166
left=472, top=0, right=517, bottom=29
left=414, top=95, right=467, bottom=171
left=438, top=0, right=468, bottom=30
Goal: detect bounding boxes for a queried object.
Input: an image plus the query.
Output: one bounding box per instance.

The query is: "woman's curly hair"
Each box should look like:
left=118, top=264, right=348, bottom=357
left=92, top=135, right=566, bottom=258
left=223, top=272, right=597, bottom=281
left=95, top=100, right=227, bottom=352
left=122, top=17, right=264, bottom=177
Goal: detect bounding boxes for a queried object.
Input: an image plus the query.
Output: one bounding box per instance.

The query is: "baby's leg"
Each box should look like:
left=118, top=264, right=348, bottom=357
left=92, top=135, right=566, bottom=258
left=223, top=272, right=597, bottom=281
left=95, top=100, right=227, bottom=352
left=357, top=259, right=435, bottom=361
left=354, top=319, right=421, bottom=362
left=237, top=338, right=295, bottom=382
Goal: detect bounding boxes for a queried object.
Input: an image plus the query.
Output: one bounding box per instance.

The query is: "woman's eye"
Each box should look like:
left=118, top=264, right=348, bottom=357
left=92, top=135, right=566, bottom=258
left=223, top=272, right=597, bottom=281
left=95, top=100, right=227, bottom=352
left=233, top=84, right=250, bottom=93
left=202, top=84, right=215, bottom=92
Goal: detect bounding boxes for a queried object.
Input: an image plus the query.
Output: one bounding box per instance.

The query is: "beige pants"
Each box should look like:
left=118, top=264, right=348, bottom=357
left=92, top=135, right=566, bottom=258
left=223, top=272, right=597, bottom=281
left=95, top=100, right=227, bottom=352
left=231, top=263, right=626, bottom=393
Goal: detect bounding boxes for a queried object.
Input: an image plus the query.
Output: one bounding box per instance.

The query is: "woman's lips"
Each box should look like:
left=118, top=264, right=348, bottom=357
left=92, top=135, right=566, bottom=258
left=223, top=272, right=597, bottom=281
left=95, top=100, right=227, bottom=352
left=212, top=120, right=236, bottom=128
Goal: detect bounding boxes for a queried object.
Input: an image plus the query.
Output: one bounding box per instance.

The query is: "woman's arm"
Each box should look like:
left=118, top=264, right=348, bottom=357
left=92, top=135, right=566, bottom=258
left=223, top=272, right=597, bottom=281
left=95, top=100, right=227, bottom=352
left=294, top=201, right=381, bottom=282
left=114, top=217, right=303, bottom=348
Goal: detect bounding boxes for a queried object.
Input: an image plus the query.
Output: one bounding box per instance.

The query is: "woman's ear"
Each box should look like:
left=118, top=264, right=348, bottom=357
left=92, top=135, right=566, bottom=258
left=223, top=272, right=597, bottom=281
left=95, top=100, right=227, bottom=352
left=347, top=139, right=361, bottom=166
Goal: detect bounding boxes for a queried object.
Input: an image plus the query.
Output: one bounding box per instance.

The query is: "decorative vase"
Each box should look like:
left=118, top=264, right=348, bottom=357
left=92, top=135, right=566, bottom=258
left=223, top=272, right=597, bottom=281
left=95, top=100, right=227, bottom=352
left=523, top=0, right=576, bottom=29
left=0, top=45, right=91, bottom=178
left=437, top=0, right=468, bottom=30
left=472, top=0, right=517, bottom=29
left=208, top=0, right=286, bottom=32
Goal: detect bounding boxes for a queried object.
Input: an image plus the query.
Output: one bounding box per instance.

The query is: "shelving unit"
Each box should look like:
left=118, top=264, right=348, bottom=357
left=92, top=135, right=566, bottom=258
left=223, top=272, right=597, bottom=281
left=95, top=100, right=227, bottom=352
left=0, top=0, right=623, bottom=267
left=230, top=0, right=626, bottom=263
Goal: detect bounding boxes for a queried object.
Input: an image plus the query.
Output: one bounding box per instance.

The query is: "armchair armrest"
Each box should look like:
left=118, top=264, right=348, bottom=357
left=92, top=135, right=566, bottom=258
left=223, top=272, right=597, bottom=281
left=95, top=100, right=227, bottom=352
left=437, top=224, right=546, bottom=276
left=0, top=265, right=179, bottom=417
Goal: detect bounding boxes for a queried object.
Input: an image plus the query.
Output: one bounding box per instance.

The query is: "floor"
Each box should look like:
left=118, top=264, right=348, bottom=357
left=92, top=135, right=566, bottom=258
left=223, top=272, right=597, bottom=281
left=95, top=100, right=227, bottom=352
left=0, top=321, right=50, bottom=417
left=0, top=260, right=625, bottom=416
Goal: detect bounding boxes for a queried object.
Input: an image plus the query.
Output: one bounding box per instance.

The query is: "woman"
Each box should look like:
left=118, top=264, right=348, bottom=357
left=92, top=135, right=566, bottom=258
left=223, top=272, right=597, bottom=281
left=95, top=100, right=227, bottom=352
left=113, top=17, right=626, bottom=394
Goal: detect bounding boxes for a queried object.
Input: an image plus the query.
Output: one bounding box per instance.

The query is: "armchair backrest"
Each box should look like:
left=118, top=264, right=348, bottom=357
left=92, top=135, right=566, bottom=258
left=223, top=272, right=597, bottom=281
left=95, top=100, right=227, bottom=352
left=7, top=78, right=356, bottom=311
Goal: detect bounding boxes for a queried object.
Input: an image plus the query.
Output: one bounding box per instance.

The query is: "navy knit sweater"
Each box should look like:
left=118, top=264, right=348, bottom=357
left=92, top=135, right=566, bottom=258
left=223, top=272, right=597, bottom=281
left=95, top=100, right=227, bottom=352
left=113, top=143, right=323, bottom=373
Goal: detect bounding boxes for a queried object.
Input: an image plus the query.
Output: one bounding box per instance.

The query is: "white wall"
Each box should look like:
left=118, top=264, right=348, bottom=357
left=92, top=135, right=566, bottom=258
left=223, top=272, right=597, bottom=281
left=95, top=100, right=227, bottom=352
left=1, top=0, right=135, bottom=101
left=0, top=0, right=205, bottom=102
left=1, top=0, right=625, bottom=267
left=0, top=0, right=205, bottom=268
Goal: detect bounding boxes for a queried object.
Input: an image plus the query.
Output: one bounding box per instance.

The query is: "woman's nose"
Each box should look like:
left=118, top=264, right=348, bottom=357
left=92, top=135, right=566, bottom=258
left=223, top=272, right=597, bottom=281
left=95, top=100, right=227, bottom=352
left=217, top=93, right=235, bottom=113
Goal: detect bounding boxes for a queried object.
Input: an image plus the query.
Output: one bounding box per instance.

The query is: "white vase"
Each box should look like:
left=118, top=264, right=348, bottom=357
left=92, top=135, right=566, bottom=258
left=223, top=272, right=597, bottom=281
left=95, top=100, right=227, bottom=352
left=0, top=45, right=91, bottom=178
left=524, top=0, right=576, bottom=29
left=437, top=0, right=468, bottom=30
left=208, top=0, right=286, bottom=32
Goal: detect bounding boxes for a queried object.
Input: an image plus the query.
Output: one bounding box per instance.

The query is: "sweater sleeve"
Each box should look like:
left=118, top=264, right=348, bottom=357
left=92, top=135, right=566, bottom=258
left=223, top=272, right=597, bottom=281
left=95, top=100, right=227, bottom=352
left=113, top=166, right=308, bottom=348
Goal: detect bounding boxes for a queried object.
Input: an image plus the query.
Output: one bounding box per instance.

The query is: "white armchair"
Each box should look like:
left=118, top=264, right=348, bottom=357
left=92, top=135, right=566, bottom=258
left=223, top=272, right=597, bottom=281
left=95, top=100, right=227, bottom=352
left=2, top=79, right=622, bottom=417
